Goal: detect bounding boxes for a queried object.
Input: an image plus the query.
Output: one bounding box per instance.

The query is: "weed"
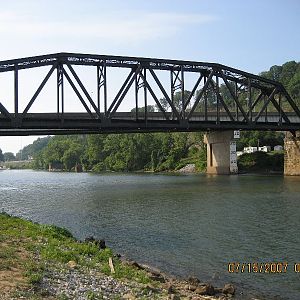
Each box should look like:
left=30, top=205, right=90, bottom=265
left=0, top=247, right=16, bottom=259
left=58, top=293, right=69, bottom=300
left=86, top=290, right=103, bottom=299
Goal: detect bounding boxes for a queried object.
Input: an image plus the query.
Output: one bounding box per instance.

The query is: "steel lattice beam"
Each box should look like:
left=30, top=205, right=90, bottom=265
left=0, top=52, right=299, bottom=136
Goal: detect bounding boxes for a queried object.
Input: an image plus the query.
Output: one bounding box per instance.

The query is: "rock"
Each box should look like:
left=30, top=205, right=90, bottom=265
left=167, top=284, right=176, bottom=294
left=144, top=267, right=165, bottom=283
left=149, top=273, right=165, bottom=283
left=84, top=236, right=106, bottom=249
left=184, top=284, right=197, bottom=291
left=177, top=164, right=196, bottom=173
left=214, top=287, right=223, bottom=293
left=122, top=293, right=136, bottom=299
left=187, top=276, right=200, bottom=286
left=144, top=284, right=159, bottom=293
left=95, top=239, right=106, bottom=249
left=188, top=285, right=197, bottom=291
left=84, top=236, right=96, bottom=243
left=125, top=260, right=144, bottom=270
left=195, top=284, right=215, bottom=296
left=66, top=260, right=77, bottom=269
left=222, top=283, right=235, bottom=295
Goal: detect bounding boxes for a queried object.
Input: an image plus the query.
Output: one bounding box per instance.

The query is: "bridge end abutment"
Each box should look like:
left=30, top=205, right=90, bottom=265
left=204, top=131, right=238, bottom=175
left=284, top=132, right=300, bottom=176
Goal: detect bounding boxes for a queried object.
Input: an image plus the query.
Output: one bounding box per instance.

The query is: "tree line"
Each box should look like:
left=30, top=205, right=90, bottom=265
left=32, top=132, right=206, bottom=172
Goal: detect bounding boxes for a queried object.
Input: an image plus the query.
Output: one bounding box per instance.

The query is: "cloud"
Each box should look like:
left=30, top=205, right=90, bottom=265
left=0, top=10, right=218, bottom=43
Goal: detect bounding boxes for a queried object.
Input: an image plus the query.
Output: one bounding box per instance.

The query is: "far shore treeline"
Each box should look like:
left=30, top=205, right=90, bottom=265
left=1, top=60, right=299, bottom=172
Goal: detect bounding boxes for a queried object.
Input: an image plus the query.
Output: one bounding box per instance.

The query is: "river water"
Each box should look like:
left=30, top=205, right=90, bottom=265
left=0, top=170, right=299, bottom=299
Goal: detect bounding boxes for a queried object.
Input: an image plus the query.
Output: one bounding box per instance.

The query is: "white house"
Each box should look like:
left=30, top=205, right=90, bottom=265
left=243, top=146, right=258, bottom=153
left=258, top=146, right=271, bottom=152
left=274, top=145, right=283, bottom=151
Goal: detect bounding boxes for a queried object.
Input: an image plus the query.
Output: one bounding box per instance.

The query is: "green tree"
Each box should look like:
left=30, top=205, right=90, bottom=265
left=236, top=131, right=284, bottom=151
left=3, top=152, right=15, bottom=161
left=16, top=136, right=51, bottom=160
left=62, top=143, right=83, bottom=171
left=0, top=149, right=4, bottom=162
left=157, top=90, right=192, bottom=112
left=131, top=105, right=156, bottom=113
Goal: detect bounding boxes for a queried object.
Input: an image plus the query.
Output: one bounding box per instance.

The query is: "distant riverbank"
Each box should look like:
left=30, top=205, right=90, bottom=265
left=2, top=160, right=32, bottom=170
left=2, top=150, right=284, bottom=175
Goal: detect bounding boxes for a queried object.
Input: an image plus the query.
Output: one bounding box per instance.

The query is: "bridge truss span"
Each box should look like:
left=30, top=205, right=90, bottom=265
left=0, top=52, right=299, bottom=135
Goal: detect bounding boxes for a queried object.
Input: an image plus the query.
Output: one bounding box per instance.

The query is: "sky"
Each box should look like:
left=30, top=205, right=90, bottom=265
left=0, top=0, right=300, bottom=154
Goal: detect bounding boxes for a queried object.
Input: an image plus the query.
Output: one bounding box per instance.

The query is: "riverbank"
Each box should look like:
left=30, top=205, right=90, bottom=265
left=237, top=151, right=284, bottom=174
left=0, top=212, right=235, bottom=300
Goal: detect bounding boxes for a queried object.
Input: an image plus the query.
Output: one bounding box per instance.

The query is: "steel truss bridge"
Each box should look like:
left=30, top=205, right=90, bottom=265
left=0, top=52, right=299, bottom=136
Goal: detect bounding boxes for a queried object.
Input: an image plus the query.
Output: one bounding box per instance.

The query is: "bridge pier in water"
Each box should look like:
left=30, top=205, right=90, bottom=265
left=204, top=131, right=237, bottom=175
left=284, top=132, right=300, bottom=175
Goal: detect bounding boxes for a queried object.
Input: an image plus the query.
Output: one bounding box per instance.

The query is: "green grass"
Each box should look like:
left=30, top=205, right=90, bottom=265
left=0, top=247, right=16, bottom=259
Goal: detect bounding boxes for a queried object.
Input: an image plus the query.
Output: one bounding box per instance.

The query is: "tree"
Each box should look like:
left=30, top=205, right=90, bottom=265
left=3, top=152, right=15, bottom=161
left=131, top=105, right=156, bottom=113
left=0, top=149, right=4, bottom=162
left=16, top=136, right=51, bottom=160
left=236, top=131, right=284, bottom=151
left=288, top=72, right=300, bottom=106
left=62, top=143, right=83, bottom=171
left=156, top=90, right=192, bottom=112
left=260, top=60, right=300, bottom=106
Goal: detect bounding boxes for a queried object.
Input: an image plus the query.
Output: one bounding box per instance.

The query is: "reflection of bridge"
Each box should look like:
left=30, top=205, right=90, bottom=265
left=0, top=53, right=299, bottom=175
left=0, top=53, right=299, bottom=135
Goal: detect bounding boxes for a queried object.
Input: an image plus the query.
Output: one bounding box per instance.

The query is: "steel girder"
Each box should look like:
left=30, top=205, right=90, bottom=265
left=0, top=52, right=299, bottom=136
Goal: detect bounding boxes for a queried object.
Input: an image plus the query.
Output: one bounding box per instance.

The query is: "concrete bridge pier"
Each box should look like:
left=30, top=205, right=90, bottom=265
left=204, top=131, right=237, bottom=175
left=284, top=132, right=300, bottom=175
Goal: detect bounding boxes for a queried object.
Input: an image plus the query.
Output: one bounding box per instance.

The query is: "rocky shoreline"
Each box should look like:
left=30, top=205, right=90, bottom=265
left=37, top=257, right=236, bottom=300
left=35, top=237, right=236, bottom=300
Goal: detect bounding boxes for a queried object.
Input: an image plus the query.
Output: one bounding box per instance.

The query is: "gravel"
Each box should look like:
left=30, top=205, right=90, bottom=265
left=39, top=264, right=160, bottom=299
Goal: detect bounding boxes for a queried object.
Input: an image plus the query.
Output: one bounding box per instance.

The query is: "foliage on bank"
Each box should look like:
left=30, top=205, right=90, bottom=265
left=3, top=160, right=32, bottom=170
left=32, top=132, right=207, bottom=172
left=29, top=130, right=284, bottom=173
left=238, top=151, right=284, bottom=173
left=260, top=60, right=300, bottom=106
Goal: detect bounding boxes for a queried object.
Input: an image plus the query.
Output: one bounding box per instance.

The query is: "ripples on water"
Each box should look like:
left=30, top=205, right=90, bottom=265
left=1, top=170, right=300, bottom=299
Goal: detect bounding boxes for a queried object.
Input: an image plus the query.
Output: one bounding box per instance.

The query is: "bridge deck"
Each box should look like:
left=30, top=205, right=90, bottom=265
left=0, top=112, right=299, bottom=136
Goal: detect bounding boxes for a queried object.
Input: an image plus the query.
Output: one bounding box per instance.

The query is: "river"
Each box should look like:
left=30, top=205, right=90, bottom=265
left=0, top=170, right=299, bottom=299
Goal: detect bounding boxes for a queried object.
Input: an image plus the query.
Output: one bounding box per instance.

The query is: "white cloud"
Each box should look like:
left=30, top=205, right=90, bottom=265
left=0, top=10, right=218, bottom=43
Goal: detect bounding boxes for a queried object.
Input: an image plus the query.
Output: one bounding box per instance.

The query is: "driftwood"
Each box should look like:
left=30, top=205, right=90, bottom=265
left=109, top=257, right=115, bottom=274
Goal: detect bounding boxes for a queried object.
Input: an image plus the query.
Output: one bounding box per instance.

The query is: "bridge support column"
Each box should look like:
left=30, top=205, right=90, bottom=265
left=204, top=131, right=237, bottom=175
left=284, top=132, right=300, bottom=176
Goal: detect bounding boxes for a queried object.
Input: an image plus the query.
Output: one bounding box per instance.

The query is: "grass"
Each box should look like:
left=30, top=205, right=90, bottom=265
left=0, top=212, right=156, bottom=299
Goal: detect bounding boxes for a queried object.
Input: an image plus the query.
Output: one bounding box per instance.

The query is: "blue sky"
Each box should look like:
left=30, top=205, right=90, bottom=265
left=0, top=0, right=300, bottom=153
